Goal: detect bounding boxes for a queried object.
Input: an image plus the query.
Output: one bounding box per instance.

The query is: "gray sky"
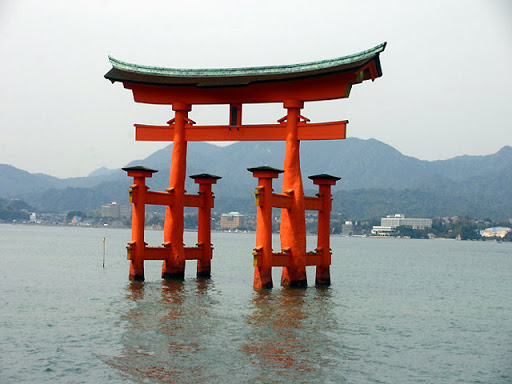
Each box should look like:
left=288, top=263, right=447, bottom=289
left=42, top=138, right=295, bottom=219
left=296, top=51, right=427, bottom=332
left=1, top=0, right=511, bottom=178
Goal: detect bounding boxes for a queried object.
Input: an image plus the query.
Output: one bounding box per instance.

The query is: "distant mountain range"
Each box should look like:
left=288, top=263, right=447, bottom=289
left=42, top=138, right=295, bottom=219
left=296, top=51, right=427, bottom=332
left=1, top=138, right=511, bottom=220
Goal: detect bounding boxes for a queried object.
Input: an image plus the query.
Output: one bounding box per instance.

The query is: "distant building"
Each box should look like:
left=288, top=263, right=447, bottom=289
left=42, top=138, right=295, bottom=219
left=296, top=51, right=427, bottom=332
left=371, top=226, right=394, bottom=236
left=29, top=212, right=36, bottom=222
left=101, top=202, right=131, bottom=219
left=480, top=227, right=511, bottom=238
left=372, top=214, right=432, bottom=236
left=120, top=205, right=131, bottom=219
left=341, top=220, right=354, bottom=235
left=220, top=212, right=245, bottom=229
left=381, top=214, right=432, bottom=229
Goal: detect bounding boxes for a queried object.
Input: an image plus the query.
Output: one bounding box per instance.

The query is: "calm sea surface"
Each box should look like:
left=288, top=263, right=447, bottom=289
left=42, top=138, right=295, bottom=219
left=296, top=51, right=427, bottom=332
left=1, top=224, right=511, bottom=383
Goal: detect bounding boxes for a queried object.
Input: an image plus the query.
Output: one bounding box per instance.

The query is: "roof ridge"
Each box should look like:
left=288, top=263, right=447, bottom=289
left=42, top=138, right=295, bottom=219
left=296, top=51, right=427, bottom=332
left=108, top=42, right=386, bottom=78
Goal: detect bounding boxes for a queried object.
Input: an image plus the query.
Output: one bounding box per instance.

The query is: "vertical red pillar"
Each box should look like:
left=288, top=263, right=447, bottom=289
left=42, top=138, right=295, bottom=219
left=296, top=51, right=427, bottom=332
left=280, top=100, right=307, bottom=287
left=308, top=174, right=341, bottom=286
left=248, top=166, right=283, bottom=289
left=163, top=103, right=191, bottom=279
left=123, top=166, right=158, bottom=281
left=190, top=173, right=222, bottom=278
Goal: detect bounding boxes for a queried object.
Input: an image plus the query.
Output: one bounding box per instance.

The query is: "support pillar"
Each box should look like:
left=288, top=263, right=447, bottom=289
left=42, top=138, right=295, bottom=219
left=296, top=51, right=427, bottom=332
left=248, top=166, right=283, bottom=289
left=163, top=103, right=191, bottom=279
left=190, top=173, right=222, bottom=278
left=123, top=166, right=158, bottom=281
left=308, top=174, right=340, bottom=286
left=280, top=100, right=307, bottom=287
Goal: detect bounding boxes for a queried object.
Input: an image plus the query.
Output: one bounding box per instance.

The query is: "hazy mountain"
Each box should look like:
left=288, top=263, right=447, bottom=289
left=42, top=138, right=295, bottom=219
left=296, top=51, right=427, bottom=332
left=88, top=167, right=116, bottom=177
left=121, top=139, right=512, bottom=192
left=426, top=145, right=512, bottom=182
left=21, top=182, right=127, bottom=213
left=0, top=164, right=62, bottom=196
left=0, top=164, right=125, bottom=198
left=1, top=139, right=511, bottom=219
left=334, top=165, right=512, bottom=220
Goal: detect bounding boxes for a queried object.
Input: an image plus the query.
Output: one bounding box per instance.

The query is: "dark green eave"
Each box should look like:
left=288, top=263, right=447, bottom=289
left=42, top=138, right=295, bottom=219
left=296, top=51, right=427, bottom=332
left=122, top=165, right=158, bottom=173
left=247, top=165, right=284, bottom=174
left=308, top=174, right=341, bottom=181
left=105, top=42, right=386, bottom=88
left=189, top=173, right=222, bottom=180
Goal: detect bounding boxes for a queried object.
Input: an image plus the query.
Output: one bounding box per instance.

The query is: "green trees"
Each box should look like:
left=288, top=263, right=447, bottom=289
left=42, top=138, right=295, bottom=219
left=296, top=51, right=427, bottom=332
left=394, top=217, right=483, bottom=240
left=0, top=198, right=32, bottom=221
left=394, top=225, right=429, bottom=239
left=450, top=217, right=480, bottom=240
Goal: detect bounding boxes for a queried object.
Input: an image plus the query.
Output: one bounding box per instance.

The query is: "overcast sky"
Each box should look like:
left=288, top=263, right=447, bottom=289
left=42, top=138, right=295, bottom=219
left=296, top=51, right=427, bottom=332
left=1, top=0, right=511, bottom=178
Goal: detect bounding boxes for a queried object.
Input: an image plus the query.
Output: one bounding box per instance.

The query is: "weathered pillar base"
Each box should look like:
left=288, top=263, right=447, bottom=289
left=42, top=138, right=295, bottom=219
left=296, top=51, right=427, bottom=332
left=161, top=261, right=185, bottom=280
left=254, top=268, right=273, bottom=289
left=281, top=267, right=307, bottom=288
left=315, top=265, right=331, bottom=287
left=254, top=281, right=273, bottom=289
left=162, top=273, right=185, bottom=280
left=129, top=275, right=145, bottom=282
left=129, top=261, right=145, bottom=282
left=315, top=279, right=331, bottom=287
left=196, top=266, right=211, bottom=279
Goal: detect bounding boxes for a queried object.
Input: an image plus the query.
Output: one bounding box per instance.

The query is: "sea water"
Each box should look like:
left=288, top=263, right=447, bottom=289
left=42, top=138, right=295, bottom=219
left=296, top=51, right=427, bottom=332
left=1, top=224, right=511, bottom=383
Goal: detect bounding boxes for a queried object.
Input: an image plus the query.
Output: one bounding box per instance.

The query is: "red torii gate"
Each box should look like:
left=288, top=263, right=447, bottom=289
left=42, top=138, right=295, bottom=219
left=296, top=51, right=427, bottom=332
left=105, top=42, right=386, bottom=288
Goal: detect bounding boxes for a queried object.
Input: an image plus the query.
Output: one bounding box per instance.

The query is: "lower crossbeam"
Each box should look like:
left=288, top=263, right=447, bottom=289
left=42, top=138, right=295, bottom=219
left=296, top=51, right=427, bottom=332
left=140, top=246, right=205, bottom=260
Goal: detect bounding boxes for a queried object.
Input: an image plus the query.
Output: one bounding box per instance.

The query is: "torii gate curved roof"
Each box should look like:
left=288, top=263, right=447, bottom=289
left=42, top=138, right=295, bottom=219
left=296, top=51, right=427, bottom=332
left=104, top=42, right=386, bottom=104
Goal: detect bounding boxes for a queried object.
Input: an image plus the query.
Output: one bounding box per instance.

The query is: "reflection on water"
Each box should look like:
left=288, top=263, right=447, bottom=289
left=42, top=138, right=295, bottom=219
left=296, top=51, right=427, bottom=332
left=243, top=288, right=349, bottom=383
left=125, top=281, right=145, bottom=301
left=106, top=279, right=219, bottom=383
left=106, top=279, right=353, bottom=384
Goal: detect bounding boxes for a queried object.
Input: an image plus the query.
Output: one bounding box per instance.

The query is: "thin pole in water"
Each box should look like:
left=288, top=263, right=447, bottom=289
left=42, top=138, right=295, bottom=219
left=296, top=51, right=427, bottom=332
left=102, top=237, right=106, bottom=268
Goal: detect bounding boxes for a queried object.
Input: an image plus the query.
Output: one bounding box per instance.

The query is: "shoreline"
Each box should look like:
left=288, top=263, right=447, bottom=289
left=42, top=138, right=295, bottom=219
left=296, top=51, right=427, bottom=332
left=2, top=222, right=509, bottom=242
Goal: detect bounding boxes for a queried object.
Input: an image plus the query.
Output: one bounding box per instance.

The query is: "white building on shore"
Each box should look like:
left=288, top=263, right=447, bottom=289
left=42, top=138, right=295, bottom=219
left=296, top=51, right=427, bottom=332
left=371, top=214, right=432, bottom=236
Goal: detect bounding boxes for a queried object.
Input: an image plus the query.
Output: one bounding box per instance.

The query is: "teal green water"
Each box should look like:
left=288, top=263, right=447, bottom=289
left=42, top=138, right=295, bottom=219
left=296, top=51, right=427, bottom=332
left=1, top=224, right=511, bottom=383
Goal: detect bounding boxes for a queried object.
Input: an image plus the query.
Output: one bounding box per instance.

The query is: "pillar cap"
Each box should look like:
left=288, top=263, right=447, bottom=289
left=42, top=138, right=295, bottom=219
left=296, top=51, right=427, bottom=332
left=189, top=173, right=222, bottom=180
left=247, top=165, right=284, bottom=174
left=308, top=173, right=341, bottom=185
left=122, top=165, right=158, bottom=173
left=308, top=173, right=341, bottom=180
left=248, top=165, right=284, bottom=179
left=122, top=165, right=158, bottom=177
